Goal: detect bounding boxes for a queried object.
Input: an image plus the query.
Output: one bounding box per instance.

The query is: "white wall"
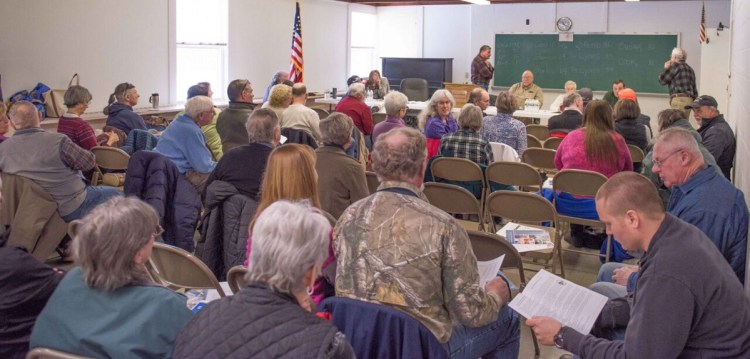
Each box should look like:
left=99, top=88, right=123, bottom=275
left=228, top=0, right=351, bottom=96
left=0, top=0, right=170, bottom=112
left=424, top=5, right=471, bottom=84
left=377, top=6, right=424, bottom=59
left=727, top=0, right=750, bottom=292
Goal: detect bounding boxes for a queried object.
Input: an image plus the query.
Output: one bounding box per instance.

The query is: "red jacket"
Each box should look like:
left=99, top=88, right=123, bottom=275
left=335, top=96, right=373, bottom=135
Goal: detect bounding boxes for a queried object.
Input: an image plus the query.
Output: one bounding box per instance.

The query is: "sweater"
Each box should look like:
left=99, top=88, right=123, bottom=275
left=335, top=96, right=374, bottom=135
left=563, top=214, right=750, bottom=358
left=315, top=145, right=369, bottom=219
left=282, top=104, right=322, bottom=144
left=204, top=142, right=273, bottom=201
left=57, top=115, right=97, bottom=150
left=547, top=109, right=583, bottom=136
left=154, top=114, right=216, bottom=174
left=105, top=102, right=147, bottom=135
left=554, top=128, right=633, bottom=178
left=372, top=116, right=405, bottom=145
left=216, top=101, right=255, bottom=153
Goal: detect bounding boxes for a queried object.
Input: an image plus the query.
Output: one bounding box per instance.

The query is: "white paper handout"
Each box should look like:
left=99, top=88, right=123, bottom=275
left=509, top=269, right=608, bottom=334
left=477, top=254, right=505, bottom=287
left=497, top=222, right=554, bottom=253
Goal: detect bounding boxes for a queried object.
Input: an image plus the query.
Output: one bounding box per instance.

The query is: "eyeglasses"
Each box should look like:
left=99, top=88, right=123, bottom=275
left=153, top=225, right=164, bottom=238
left=652, top=149, right=683, bottom=168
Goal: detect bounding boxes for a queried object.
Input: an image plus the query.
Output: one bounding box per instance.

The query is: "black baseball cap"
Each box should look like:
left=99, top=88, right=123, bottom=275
left=347, top=75, right=363, bottom=87
left=685, top=95, right=718, bottom=109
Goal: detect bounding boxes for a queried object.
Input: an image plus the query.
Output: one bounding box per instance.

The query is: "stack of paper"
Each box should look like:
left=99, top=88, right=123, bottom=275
left=497, top=222, right=554, bottom=252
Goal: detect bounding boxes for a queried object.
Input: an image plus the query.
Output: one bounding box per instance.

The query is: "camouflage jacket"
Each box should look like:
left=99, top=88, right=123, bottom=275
left=334, top=181, right=501, bottom=343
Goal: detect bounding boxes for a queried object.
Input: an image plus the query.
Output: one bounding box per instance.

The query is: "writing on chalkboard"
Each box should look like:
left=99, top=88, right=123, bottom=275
left=493, top=34, right=678, bottom=94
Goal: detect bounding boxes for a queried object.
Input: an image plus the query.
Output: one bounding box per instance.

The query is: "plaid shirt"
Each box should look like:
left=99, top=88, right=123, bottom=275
left=439, top=128, right=494, bottom=165
left=60, top=136, right=95, bottom=171
left=659, top=61, right=697, bottom=98
left=471, top=55, right=493, bottom=85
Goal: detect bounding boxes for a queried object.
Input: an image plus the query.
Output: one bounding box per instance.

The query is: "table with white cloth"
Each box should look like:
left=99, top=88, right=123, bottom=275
left=510, top=109, right=558, bottom=126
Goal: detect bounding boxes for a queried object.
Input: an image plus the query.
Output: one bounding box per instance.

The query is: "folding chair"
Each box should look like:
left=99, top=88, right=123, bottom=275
left=485, top=161, right=543, bottom=194
left=628, top=144, right=645, bottom=163
left=521, top=148, right=557, bottom=176
left=372, top=113, right=386, bottom=126
left=424, top=182, right=485, bottom=231
left=430, top=156, right=486, bottom=201
left=543, top=137, right=563, bottom=150
left=226, top=265, right=249, bottom=294
left=466, top=230, right=540, bottom=358
left=484, top=191, right=564, bottom=278
left=26, top=348, right=90, bottom=359
left=526, top=134, right=543, bottom=148
left=526, top=124, right=549, bottom=141
left=313, top=107, right=330, bottom=120
left=147, top=242, right=226, bottom=297
left=365, top=171, right=380, bottom=194
left=552, top=169, right=611, bottom=262
left=90, top=146, right=130, bottom=186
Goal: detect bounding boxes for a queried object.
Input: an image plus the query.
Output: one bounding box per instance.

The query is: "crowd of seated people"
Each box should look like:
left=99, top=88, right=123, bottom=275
left=2, top=64, right=749, bottom=359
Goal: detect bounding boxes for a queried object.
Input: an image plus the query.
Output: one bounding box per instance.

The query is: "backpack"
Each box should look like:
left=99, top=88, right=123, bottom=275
left=9, top=82, right=50, bottom=119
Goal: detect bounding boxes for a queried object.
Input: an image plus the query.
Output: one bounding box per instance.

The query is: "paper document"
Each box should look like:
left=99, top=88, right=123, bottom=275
left=497, top=222, right=554, bottom=253
left=477, top=254, right=505, bottom=287
left=509, top=269, right=607, bottom=334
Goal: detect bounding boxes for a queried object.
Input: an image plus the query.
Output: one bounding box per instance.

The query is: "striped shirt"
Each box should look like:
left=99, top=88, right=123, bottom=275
left=57, top=115, right=97, bottom=151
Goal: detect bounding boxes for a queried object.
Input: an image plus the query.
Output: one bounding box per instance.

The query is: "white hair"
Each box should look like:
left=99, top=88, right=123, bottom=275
left=245, top=200, right=331, bottom=294
left=349, top=83, right=366, bottom=98
left=184, top=96, right=214, bottom=119
left=671, top=47, right=687, bottom=61
left=564, top=80, right=577, bottom=90
left=384, top=91, right=408, bottom=117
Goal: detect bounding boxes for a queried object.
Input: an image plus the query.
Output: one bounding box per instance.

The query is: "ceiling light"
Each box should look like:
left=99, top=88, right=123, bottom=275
left=463, top=0, right=490, bottom=5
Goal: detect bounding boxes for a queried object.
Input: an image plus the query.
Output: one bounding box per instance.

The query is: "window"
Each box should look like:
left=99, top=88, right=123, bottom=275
left=176, top=0, right=228, bottom=102
left=350, top=12, right=377, bottom=78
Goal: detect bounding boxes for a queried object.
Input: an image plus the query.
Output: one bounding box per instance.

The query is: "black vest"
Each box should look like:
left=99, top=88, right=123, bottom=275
left=173, top=282, right=340, bottom=359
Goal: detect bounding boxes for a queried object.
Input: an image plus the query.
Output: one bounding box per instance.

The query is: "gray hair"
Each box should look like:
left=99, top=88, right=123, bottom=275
left=654, top=127, right=701, bottom=157
left=64, top=85, right=93, bottom=108
left=245, top=200, right=331, bottom=294
left=467, top=88, right=486, bottom=106
left=562, top=93, right=582, bottom=108
left=348, top=83, right=366, bottom=98
left=671, top=47, right=687, bottom=61
left=564, top=81, right=577, bottom=90
left=8, top=101, right=40, bottom=129
left=113, top=82, right=136, bottom=103
left=246, top=108, right=279, bottom=143
left=384, top=91, right=408, bottom=117
left=184, top=96, right=214, bottom=119
left=418, top=89, right=455, bottom=129
left=73, top=196, right=155, bottom=292
left=457, top=104, right=483, bottom=131
left=371, top=127, right=426, bottom=182
left=320, top=112, right=353, bottom=146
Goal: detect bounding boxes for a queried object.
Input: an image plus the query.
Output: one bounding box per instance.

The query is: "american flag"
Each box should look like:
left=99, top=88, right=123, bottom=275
left=699, top=2, right=708, bottom=44
left=289, top=0, right=304, bottom=83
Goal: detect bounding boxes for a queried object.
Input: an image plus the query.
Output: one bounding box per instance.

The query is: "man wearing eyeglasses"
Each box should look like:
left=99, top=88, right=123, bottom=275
left=154, top=96, right=217, bottom=194
left=216, top=79, right=256, bottom=154
left=589, top=127, right=748, bottom=309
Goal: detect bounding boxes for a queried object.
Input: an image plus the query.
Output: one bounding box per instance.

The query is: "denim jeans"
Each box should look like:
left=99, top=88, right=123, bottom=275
left=446, top=305, right=520, bottom=359
left=62, top=186, right=123, bottom=222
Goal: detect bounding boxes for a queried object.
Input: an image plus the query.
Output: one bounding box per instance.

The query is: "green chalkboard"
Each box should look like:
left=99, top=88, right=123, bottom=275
left=493, top=34, right=678, bottom=94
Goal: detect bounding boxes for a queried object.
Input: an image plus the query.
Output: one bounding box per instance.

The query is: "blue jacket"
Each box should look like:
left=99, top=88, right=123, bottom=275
left=124, top=151, right=201, bottom=252
left=105, top=102, right=147, bottom=135
left=154, top=114, right=216, bottom=174
left=667, top=165, right=748, bottom=284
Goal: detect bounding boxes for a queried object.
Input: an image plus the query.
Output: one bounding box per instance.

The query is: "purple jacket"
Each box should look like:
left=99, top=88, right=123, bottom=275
left=372, top=116, right=405, bottom=144
left=424, top=115, right=458, bottom=140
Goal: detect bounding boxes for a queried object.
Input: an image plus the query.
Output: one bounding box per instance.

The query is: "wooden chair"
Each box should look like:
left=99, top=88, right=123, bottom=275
left=90, top=146, right=130, bottom=186
left=466, top=230, right=540, bottom=357
left=423, top=182, right=485, bottom=231
left=628, top=144, right=645, bottom=163
left=226, top=265, right=249, bottom=294
left=526, top=124, right=549, bottom=141
left=526, top=134, right=543, bottom=148
left=372, top=112, right=386, bottom=125
left=26, top=348, right=91, bottom=359
left=543, top=137, right=563, bottom=150
left=147, top=242, right=227, bottom=297
left=484, top=191, right=564, bottom=277
left=313, top=107, right=329, bottom=119
left=365, top=171, right=380, bottom=194
left=485, top=161, right=543, bottom=194
left=552, top=169, right=611, bottom=261
left=521, top=148, right=557, bottom=176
